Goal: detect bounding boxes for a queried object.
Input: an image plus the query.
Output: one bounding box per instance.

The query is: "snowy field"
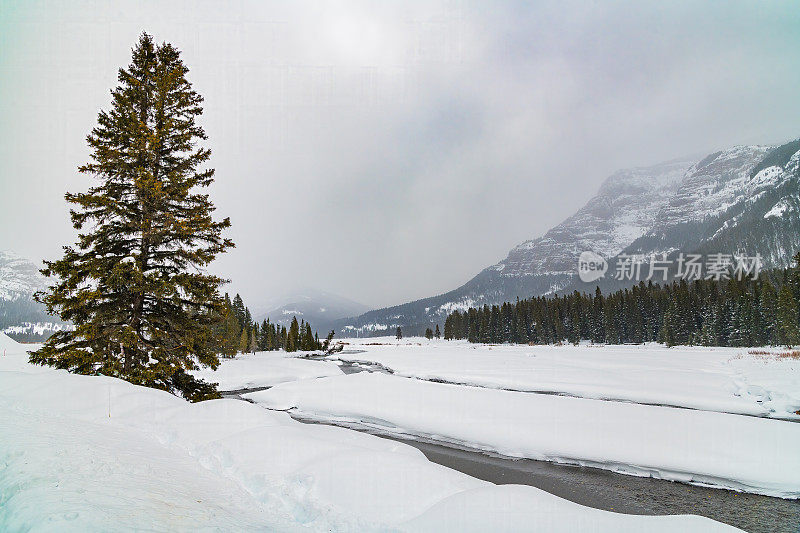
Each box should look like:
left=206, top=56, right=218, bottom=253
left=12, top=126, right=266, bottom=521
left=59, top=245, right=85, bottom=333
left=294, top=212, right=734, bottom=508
left=330, top=338, right=800, bottom=419
left=250, top=371, right=800, bottom=498
left=0, top=333, right=738, bottom=531
left=191, top=351, right=343, bottom=391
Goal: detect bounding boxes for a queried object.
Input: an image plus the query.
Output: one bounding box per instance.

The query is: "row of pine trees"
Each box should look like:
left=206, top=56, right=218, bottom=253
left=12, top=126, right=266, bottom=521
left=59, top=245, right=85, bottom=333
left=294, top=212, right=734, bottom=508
left=444, top=254, right=800, bottom=347
left=215, top=293, right=323, bottom=357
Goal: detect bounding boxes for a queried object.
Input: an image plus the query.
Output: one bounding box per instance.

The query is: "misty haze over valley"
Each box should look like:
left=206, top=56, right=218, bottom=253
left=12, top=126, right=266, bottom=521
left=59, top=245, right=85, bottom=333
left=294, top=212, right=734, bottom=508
left=2, top=2, right=800, bottom=532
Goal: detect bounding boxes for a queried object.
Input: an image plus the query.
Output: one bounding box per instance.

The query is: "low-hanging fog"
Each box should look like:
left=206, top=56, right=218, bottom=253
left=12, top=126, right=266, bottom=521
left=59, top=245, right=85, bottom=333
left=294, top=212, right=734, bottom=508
left=2, top=0, right=799, bottom=308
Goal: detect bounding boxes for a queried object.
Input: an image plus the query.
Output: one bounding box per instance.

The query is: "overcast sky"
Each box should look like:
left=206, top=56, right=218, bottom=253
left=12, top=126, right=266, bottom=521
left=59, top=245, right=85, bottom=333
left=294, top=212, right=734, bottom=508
left=2, top=1, right=799, bottom=309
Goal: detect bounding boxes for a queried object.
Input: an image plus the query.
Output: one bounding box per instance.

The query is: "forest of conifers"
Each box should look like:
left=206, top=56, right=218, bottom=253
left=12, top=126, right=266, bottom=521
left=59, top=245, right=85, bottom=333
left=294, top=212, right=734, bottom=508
left=443, top=254, right=800, bottom=347
left=214, top=293, right=322, bottom=356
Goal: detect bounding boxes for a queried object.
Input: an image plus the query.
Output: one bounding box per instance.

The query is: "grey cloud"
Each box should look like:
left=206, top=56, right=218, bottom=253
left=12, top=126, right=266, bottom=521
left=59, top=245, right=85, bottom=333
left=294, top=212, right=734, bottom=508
left=1, top=0, right=799, bottom=308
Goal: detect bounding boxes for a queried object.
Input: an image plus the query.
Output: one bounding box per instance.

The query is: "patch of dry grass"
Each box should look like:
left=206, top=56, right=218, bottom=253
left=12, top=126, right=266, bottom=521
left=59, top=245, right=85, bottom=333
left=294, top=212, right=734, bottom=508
left=740, top=348, right=800, bottom=362
left=779, top=350, right=800, bottom=360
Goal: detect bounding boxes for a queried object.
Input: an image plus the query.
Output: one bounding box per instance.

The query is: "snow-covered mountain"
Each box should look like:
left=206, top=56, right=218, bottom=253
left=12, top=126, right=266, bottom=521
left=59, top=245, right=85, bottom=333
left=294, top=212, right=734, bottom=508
left=0, top=251, right=51, bottom=331
left=0, top=251, right=46, bottom=302
left=622, top=141, right=799, bottom=264
left=338, top=138, right=800, bottom=336
left=255, top=289, right=370, bottom=335
left=496, top=157, right=693, bottom=280
left=651, top=146, right=773, bottom=229
left=564, top=141, right=800, bottom=295
left=619, top=144, right=778, bottom=257
left=0, top=250, right=67, bottom=340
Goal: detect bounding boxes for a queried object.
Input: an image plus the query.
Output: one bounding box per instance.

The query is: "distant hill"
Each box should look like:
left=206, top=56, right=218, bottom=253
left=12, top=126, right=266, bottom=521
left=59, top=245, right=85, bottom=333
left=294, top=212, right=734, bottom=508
left=254, top=289, right=370, bottom=336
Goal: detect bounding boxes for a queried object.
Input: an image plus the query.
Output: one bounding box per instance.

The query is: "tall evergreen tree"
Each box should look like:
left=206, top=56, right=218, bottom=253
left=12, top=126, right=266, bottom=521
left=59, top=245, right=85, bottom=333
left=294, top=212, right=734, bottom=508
left=231, top=294, right=246, bottom=330
left=222, top=304, right=240, bottom=357
left=760, top=280, right=779, bottom=345
left=302, top=323, right=315, bottom=350
left=777, top=285, right=800, bottom=346
left=238, top=327, right=248, bottom=354
left=212, top=293, right=238, bottom=357
left=257, top=319, right=269, bottom=351
left=696, top=307, right=718, bottom=346
left=791, top=252, right=800, bottom=302
left=30, top=33, right=232, bottom=400
left=286, top=317, right=300, bottom=352
left=244, top=307, right=253, bottom=347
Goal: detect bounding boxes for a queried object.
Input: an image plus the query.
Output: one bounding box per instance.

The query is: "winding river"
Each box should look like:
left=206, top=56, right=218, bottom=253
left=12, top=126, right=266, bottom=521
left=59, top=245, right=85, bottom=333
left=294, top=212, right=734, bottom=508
left=222, top=358, right=800, bottom=533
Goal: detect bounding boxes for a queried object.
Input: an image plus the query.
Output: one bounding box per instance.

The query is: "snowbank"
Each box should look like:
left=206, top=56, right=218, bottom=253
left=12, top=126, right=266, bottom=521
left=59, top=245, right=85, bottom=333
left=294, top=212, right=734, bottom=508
left=332, top=338, right=800, bottom=419
left=403, top=484, right=735, bottom=533
left=0, top=331, right=23, bottom=352
left=0, top=350, right=737, bottom=530
left=191, top=351, right=343, bottom=390
left=0, top=335, right=45, bottom=372
left=249, top=372, right=800, bottom=499
left=728, top=352, right=800, bottom=420
left=0, top=393, right=281, bottom=532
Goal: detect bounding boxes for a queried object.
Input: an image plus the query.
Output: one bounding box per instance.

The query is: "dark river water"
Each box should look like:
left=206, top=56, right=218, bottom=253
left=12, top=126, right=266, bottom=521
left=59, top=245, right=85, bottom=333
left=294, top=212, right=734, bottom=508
left=290, top=414, right=799, bottom=533
left=398, top=436, right=799, bottom=533
left=224, top=358, right=800, bottom=533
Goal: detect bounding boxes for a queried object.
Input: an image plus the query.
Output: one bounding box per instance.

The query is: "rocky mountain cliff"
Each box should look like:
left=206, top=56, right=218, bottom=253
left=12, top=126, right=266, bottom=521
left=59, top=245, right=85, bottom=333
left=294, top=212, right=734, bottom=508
left=0, top=251, right=46, bottom=302
left=0, top=251, right=55, bottom=335
left=497, top=157, right=693, bottom=279
left=338, top=138, right=800, bottom=336
left=567, top=141, right=799, bottom=295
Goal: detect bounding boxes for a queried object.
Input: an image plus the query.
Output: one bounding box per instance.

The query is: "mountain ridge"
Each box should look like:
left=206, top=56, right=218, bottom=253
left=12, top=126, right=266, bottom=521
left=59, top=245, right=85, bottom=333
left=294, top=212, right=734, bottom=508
left=255, top=289, right=371, bottom=335
left=337, top=138, right=800, bottom=336
left=0, top=250, right=60, bottom=336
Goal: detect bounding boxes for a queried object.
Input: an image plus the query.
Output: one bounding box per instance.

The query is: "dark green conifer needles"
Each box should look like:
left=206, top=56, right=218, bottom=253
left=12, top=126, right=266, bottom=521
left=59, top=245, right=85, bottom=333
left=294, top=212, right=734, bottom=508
left=30, top=33, right=233, bottom=401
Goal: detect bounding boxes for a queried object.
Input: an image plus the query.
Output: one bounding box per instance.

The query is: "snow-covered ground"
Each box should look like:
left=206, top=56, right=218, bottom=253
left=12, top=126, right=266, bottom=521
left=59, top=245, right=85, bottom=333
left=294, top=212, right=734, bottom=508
left=249, top=371, right=800, bottom=498
left=0, top=333, right=736, bottom=531
left=330, top=337, right=800, bottom=419
left=191, top=351, right=343, bottom=391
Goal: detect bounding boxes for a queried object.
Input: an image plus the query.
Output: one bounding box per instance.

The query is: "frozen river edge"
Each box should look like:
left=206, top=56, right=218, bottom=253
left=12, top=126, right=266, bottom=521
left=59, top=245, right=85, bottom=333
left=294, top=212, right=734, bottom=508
left=246, top=371, right=800, bottom=500
left=289, top=414, right=800, bottom=533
